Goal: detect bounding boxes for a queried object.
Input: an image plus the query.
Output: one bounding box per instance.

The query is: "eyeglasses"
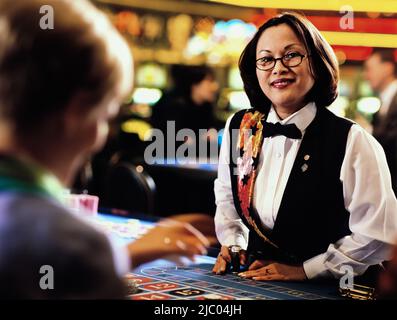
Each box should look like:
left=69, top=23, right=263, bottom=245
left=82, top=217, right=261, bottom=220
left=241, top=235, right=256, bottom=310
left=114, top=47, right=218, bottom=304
left=256, top=52, right=308, bottom=71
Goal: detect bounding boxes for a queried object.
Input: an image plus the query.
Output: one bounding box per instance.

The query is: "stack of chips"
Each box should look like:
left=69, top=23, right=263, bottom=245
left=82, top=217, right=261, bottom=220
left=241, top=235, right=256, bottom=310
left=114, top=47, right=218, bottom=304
left=230, top=245, right=241, bottom=273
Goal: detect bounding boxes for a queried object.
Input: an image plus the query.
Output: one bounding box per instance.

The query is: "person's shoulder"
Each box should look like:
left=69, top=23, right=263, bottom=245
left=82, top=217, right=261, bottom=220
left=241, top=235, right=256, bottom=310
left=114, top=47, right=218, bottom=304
left=343, top=120, right=386, bottom=158
left=322, top=107, right=356, bottom=127
left=228, top=108, right=254, bottom=124
left=0, top=192, right=104, bottom=241
left=322, top=109, right=374, bottom=142
left=1, top=192, right=68, bottom=220
left=233, top=108, right=251, bottom=117
left=0, top=192, right=114, bottom=265
left=4, top=192, right=65, bottom=217
left=0, top=193, right=124, bottom=299
left=348, top=121, right=378, bottom=143
left=222, top=108, right=262, bottom=134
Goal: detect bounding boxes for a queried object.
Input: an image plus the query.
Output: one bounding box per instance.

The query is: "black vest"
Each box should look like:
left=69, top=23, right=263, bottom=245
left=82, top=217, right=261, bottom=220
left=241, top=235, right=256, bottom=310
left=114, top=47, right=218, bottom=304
left=229, top=107, right=353, bottom=263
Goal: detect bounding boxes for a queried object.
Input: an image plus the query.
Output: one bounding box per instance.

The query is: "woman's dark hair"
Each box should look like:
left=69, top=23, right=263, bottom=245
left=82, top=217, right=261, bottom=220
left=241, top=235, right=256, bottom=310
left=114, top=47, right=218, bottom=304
left=239, top=12, right=339, bottom=112
left=170, top=64, right=215, bottom=97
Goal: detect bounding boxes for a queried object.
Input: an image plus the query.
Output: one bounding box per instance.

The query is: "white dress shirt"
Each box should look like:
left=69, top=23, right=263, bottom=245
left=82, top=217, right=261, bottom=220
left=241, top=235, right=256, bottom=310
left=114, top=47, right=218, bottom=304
left=214, top=102, right=397, bottom=279
left=379, top=80, right=397, bottom=117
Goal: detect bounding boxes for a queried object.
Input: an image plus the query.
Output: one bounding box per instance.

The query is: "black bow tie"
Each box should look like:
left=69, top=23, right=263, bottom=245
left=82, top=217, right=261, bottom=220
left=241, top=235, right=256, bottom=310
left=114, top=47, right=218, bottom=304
left=263, top=122, right=302, bottom=139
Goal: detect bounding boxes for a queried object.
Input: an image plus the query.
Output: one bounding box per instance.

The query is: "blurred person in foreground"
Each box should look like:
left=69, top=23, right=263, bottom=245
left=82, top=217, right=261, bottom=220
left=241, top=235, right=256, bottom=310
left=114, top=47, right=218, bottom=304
left=0, top=0, right=215, bottom=299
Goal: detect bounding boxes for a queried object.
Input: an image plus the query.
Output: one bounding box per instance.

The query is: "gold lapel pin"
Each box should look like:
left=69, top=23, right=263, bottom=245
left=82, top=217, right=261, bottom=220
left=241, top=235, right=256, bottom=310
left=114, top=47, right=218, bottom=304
left=304, top=154, right=310, bottom=161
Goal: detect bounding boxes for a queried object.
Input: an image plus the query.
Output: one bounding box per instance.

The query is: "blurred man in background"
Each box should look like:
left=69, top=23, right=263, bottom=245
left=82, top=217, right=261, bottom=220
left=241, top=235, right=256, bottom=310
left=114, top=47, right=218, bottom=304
left=364, top=48, right=397, bottom=194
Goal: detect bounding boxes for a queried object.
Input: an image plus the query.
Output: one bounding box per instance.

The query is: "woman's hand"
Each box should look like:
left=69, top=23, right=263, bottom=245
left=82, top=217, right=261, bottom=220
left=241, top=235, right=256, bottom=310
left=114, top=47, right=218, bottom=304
left=128, top=213, right=217, bottom=268
left=238, top=260, right=307, bottom=281
left=212, top=245, right=247, bottom=274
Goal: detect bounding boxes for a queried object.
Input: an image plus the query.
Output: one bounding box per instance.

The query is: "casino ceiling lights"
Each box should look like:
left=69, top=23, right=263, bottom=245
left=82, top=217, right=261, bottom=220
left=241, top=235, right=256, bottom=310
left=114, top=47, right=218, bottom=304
left=208, top=0, right=397, bottom=49
left=101, top=0, right=396, bottom=63
left=207, top=0, right=397, bottom=13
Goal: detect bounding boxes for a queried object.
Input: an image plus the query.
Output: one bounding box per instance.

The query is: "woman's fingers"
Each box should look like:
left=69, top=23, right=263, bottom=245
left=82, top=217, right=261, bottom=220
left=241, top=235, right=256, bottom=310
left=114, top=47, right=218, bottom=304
left=212, top=246, right=231, bottom=274
left=220, top=246, right=231, bottom=263
left=248, top=260, right=264, bottom=270
left=212, top=255, right=228, bottom=274
left=248, top=259, right=272, bottom=270
left=252, top=274, right=286, bottom=281
left=239, top=264, right=277, bottom=278
left=238, top=268, right=264, bottom=278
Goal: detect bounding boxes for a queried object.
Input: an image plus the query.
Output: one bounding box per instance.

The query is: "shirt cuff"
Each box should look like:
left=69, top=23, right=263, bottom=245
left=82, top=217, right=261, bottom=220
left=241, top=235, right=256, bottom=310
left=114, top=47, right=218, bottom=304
left=303, top=253, right=332, bottom=280
left=220, top=234, right=248, bottom=250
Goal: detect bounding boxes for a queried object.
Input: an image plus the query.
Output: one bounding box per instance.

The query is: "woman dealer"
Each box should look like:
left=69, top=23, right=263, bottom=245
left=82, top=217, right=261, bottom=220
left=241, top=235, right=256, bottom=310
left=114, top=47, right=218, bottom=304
left=212, top=12, right=397, bottom=283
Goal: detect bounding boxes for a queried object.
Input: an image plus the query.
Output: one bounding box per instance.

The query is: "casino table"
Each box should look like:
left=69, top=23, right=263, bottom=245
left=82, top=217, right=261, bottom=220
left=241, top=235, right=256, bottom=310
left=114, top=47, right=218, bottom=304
left=91, top=212, right=345, bottom=300
left=148, top=158, right=218, bottom=176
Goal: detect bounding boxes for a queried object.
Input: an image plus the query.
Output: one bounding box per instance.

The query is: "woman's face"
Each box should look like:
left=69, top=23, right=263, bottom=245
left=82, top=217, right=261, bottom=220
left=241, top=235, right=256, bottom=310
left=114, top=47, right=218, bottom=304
left=255, top=23, right=315, bottom=112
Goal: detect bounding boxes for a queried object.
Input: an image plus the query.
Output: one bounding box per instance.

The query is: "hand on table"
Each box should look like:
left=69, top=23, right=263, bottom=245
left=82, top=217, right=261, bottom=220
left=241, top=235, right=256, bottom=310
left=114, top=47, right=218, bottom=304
left=238, top=260, right=307, bottom=281
left=212, top=245, right=247, bottom=274
left=128, top=213, right=217, bottom=268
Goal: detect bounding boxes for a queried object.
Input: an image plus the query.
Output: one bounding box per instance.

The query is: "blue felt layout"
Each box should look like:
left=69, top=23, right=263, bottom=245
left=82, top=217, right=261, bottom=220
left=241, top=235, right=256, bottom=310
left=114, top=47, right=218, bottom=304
left=128, top=263, right=341, bottom=300
left=96, top=213, right=341, bottom=300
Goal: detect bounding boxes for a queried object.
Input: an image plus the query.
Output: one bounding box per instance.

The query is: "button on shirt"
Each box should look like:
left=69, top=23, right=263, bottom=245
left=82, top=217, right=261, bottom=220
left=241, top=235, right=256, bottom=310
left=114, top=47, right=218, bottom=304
left=214, top=102, right=397, bottom=279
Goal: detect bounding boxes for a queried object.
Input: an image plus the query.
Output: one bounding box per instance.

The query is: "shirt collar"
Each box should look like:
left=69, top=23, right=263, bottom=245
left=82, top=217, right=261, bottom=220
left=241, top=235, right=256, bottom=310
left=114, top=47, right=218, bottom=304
left=380, top=80, right=397, bottom=107
left=266, top=101, right=317, bottom=134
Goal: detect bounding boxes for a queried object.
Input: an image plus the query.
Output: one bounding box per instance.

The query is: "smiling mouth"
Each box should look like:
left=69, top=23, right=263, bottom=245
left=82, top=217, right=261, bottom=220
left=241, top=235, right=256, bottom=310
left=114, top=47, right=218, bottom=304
left=270, top=79, right=296, bottom=89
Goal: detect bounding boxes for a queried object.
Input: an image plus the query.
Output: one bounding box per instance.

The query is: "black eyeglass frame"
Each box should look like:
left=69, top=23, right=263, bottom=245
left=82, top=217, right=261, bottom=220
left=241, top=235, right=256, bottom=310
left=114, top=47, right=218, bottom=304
left=255, top=52, right=309, bottom=71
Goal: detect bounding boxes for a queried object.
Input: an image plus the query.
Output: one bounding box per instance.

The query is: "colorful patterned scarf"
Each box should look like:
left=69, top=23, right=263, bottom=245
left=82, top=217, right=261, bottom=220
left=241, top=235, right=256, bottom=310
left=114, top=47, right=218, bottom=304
left=235, top=110, right=279, bottom=248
